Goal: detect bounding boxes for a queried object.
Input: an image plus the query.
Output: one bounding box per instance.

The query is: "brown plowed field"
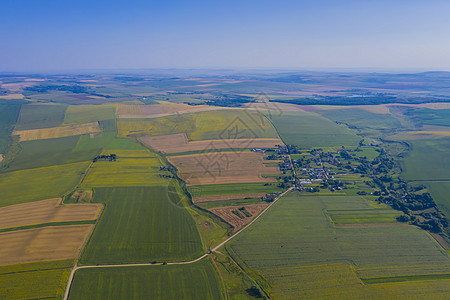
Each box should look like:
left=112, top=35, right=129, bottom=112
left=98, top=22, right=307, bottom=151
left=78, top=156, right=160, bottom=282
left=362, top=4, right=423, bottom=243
left=140, top=133, right=282, bottom=154
left=0, top=225, right=94, bottom=266
left=0, top=198, right=101, bottom=230
left=209, top=203, right=268, bottom=231
left=13, top=122, right=101, bottom=141
left=193, top=193, right=266, bottom=203
left=168, top=152, right=279, bottom=185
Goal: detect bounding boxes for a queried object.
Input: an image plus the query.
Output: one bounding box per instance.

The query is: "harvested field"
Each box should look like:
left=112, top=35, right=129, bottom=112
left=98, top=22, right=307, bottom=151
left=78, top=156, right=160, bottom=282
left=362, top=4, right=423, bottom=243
left=209, top=203, right=268, bottom=231
left=168, top=152, right=279, bottom=185
left=140, top=133, right=282, bottom=154
left=14, top=122, right=101, bottom=141
left=0, top=225, right=94, bottom=266
left=193, top=193, right=266, bottom=203
left=117, top=101, right=226, bottom=118
left=0, top=154, right=3, bottom=163
left=0, top=198, right=101, bottom=230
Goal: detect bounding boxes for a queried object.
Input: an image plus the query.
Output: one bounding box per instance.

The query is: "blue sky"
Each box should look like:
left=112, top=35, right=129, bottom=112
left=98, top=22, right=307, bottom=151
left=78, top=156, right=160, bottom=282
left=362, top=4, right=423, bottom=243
left=1, top=0, right=450, bottom=71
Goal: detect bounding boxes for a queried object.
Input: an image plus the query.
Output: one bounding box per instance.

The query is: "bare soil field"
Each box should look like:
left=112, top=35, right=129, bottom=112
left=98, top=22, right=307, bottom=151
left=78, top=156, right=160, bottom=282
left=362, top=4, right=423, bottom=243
left=193, top=193, right=266, bottom=203
left=0, top=198, right=101, bottom=230
left=140, top=133, right=282, bottom=153
left=168, top=152, right=279, bottom=185
left=209, top=203, right=268, bottom=231
left=14, top=122, right=101, bottom=141
left=0, top=225, right=94, bottom=266
left=0, top=154, right=3, bottom=163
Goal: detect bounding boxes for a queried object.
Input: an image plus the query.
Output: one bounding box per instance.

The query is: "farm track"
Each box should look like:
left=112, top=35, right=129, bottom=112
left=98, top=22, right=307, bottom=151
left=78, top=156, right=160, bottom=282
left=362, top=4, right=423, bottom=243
left=63, top=187, right=293, bottom=300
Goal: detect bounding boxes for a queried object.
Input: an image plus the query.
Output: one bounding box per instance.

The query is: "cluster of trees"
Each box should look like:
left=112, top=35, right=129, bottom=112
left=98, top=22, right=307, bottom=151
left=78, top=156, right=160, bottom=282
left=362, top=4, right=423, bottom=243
left=93, top=154, right=116, bottom=162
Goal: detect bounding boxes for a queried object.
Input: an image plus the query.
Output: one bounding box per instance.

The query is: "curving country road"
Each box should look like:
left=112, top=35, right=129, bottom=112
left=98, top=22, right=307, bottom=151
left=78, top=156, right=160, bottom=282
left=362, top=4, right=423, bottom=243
left=63, top=187, right=292, bottom=300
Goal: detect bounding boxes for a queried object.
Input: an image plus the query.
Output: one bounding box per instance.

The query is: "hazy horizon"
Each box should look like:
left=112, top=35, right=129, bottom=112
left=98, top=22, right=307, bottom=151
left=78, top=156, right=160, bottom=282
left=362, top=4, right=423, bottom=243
left=2, top=0, right=450, bottom=72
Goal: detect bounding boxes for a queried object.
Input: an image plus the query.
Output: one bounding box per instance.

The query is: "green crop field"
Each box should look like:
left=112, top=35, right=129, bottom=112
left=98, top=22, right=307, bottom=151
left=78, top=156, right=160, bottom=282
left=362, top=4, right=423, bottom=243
left=268, top=111, right=360, bottom=148
left=0, top=103, right=21, bottom=153
left=229, top=192, right=450, bottom=298
left=15, top=104, right=67, bottom=130
left=328, top=209, right=402, bottom=224
left=79, top=186, right=203, bottom=264
left=188, top=182, right=283, bottom=197
left=6, top=135, right=100, bottom=171
left=63, top=104, right=116, bottom=124
left=80, top=152, right=167, bottom=188
left=408, top=108, right=450, bottom=127
left=0, top=161, right=90, bottom=207
left=118, top=109, right=278, bottom=140
left=69, top=260, right=224, bottom=300
left=318, top=108, right=402, bottom=135
left=0, top=260, right=73, bottom=299
left=401, top=138, right=450, bottom=181
left=426, top=182, right=450, bottom=224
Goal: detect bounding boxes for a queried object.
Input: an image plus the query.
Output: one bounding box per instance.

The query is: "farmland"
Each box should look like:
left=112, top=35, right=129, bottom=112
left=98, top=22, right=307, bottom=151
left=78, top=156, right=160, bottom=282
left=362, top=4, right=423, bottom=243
left=228, top=192, right=450, bottom=298
left=0, top=260, right=73, bottom=299
left=188, top=182, right=283, bottom=197
left=0, top=225, right=94, bottom=266
left=268, top=111, right=361, bottom=147
left=401, top=138, right=450, bottom=181
left=118, top=109, right=278, bottom=141
left=69, top=260, right=224, bottom=300
left=0, top=103, right=21, bottom=153
left=140, top=133, right=282, bottom=154
left=168, top=151, right=279, bottom=185
left=14, top=121, right=102, bottom=141
left=80, top=151, right=168, bottom=188
left=15, top=104, right=67, bottom=130
left=0, top=162, right=90, bottom=207
left=79, top=186, right=203, bottom=264
left=63, top=104, right=116, bottom=124
left=0, top=198, right=101, bottom=230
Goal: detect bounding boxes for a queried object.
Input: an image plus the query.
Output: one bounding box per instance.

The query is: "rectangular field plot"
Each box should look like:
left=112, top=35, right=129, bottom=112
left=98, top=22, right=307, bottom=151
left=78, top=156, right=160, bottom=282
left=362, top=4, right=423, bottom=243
left=229, top=193, right=450, bottom=298
left=328, top=209, right=402, bottom=224
left=15, top=104, right=67, bottom=130
left=0, top=162, right=90, bottom=207
left=140, top=133, right=282, bottom=154
left=0, top=198, right=101, bottom=230
left=268, top=111, right=360, bottom=148
left=0, top=260, right=73, bottom=299
left=168, top=152, right=279, bottom=185
left=81, top=151, right=167, bottom=188
left=79, top=186, right=203, bottom=264
left=0, top=225, right=94, bottom=266
left=69, top=260, right=224, bottom=300
left=188, top=182, right=283, bottom=197
left=14, top=122, right=102, bottom=141
left=63, top=104, right=116, bottom=125
left=118, top=110, right=278, bottom=141
left=6, top=135, right=100, bottom=171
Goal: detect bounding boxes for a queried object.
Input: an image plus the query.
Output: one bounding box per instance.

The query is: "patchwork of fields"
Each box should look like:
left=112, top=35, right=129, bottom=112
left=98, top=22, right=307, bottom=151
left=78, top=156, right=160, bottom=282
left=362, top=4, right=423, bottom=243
left=229, top=192, right=450, bottom=298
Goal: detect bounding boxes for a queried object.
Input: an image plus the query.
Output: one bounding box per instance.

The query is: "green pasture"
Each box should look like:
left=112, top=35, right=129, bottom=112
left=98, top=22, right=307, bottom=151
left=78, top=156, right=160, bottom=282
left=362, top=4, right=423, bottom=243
left=229, top=192, right=450, bottom=298
left=69, top=260, right=224, bottom=300
left=0, top=161, right=90, bottom=207
left=267, top=111, right=360, bottom=148
left=15, top=103, right=67, bottom=130
left=79, top=186, right=203, bottom=264
left=0, top=260, right=73, bottom=299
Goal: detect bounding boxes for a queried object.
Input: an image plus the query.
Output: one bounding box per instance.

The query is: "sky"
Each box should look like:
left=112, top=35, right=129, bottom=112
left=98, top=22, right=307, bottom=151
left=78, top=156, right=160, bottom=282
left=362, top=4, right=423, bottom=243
left=1, top=0, right=450, bottom=72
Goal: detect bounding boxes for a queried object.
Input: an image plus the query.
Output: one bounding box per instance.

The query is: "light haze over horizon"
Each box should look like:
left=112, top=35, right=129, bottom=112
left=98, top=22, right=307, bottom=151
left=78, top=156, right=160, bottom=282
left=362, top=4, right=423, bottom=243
left=2, top=0, right=450, bottom=72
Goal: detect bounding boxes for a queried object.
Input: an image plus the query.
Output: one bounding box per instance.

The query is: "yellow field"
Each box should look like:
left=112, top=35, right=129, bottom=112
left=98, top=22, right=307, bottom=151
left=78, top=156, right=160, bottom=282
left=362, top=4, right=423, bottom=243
left=0, top=225, right=94, bottom=266
left=140, top=133, right=282, bottom=153
left=168, top=152, right=279, bottom=185
left=81, top=155, right=167, bottom=188
left=0, top=93, right=24, bottom=100
left=14, top=122, right=101, bottom=141
left=0, top=198, right=101, bottom=230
